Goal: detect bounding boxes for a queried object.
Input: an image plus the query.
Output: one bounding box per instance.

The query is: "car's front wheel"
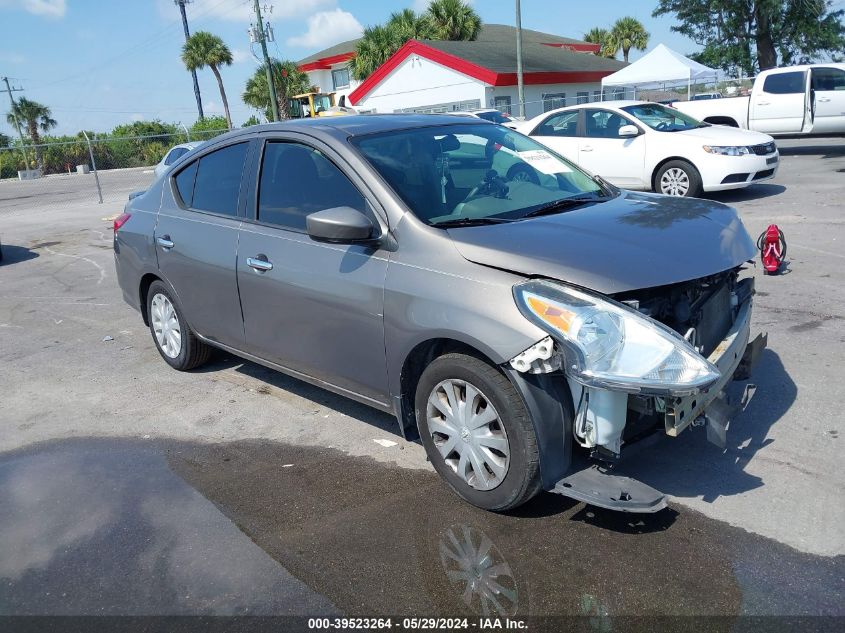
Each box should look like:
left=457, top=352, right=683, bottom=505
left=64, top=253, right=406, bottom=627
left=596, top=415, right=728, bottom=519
left=655, top=160, right=703, bottom=197
left=415, top=353, right=541, bottom=511
left=146, top=280, right=211, bottom=371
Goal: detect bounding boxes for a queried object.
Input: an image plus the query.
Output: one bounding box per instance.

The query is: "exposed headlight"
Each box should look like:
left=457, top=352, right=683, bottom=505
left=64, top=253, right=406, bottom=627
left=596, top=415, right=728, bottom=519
left=514, top=280, right=720, bottom=395
left=703, top=145, right=751, bottom=156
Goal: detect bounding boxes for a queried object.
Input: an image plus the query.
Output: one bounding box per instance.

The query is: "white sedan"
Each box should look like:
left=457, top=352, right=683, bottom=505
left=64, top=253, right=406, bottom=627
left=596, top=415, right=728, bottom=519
left=516, top=101, right=779, bottom=197
left=153, top=141, right=204, bottom=178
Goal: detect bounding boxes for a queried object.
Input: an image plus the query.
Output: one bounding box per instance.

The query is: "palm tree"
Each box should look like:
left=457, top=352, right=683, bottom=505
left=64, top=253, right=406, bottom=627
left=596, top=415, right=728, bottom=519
left=607, top=17, right=650, bottom=63
left=6, top=97, right=57, bottom=168
left=425, top=0, right=481, bottom=41
left=182, top=31, right=234, bottom=129
left=353, top=2, right=480, bottom=81
left=583, top=27, right=616, bottom=58
left=243, top=59, right=310, bottom=120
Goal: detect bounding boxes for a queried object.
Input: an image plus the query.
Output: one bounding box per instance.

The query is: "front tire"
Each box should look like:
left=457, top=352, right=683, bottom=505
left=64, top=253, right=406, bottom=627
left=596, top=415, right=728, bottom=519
left=146, top=280, right=211, bottom=371
left=655, top=160, right=703, bottom=197
left=415, top=353, right=541, bottom=511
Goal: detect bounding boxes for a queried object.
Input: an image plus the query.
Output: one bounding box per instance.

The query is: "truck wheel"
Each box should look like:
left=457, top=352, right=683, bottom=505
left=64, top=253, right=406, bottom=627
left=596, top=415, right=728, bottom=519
left=146, top=280, right=211, bottom=371
left=415, top=353, right=541, bottom=511
left=655, top=160, right=703, bottom=197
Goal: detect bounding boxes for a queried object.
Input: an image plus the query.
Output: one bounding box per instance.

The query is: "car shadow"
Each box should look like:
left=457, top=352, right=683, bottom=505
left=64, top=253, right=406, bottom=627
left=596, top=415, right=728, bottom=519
left=195, top=353, right=401, bottom=436
left=776, top=143, right=845, bottom=159
left=706, top=183, right=786, bottom=203
left=0, top=243, right=40, bottom=266
left=619, top=348, right=796, bottom=503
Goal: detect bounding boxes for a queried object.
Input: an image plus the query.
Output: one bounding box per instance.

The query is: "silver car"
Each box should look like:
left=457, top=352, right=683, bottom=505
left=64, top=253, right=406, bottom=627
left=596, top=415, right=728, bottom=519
left=114, top=115, right=765, bottom=513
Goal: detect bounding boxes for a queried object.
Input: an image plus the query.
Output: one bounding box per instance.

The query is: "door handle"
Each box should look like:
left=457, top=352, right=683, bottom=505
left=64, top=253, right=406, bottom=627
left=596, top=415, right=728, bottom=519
left=157, top=236, right=174, bottom=249
left=757, top=101, right=770, bottom=106
left=818, top=97, right=831, bottom=103
left=581, top=146, right=593, bottom=152
left=247, top=256, right=273, bottom=272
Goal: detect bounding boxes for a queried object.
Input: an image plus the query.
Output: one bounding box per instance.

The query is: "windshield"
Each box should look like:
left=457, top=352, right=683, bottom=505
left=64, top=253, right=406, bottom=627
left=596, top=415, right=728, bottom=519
left=351, top=124, right=607, bottom=226
left=621, top=103, right=706, bottom=132
left=473, top=110, right=512, bottom=124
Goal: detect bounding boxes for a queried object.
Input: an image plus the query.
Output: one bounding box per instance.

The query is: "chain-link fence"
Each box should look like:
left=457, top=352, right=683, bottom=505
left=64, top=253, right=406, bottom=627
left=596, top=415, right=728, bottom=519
left=0, top=127, right=232, bottom=215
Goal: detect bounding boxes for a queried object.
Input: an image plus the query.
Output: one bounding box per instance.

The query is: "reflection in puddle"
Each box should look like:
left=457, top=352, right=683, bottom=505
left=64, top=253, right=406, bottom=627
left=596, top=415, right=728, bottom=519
left=1, top=438, right=842, bottom=619
left=439, top=525, right=517, bottom=617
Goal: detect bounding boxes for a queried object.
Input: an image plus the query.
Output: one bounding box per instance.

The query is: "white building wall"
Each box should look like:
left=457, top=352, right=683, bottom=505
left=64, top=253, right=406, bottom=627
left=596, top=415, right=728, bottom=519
left=304, top=64, right=361, bottom=104
left=352, top=55, right=486, bottom=113
left=487, top=82, right=606, bottom=119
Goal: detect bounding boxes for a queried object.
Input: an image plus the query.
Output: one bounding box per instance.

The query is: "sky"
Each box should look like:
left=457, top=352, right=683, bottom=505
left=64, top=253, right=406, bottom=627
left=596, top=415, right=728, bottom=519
left=0, top=0, right=738, bottom=136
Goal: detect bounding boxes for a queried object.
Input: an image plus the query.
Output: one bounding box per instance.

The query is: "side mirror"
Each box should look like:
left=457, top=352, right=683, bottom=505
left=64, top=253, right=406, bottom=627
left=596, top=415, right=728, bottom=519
left=618, top=124, right=640, bottom=138
left=306, top=206, right=375, bottom=243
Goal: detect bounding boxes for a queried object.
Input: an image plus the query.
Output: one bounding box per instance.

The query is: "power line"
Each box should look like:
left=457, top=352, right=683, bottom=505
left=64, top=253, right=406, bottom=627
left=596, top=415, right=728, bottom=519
left=250, top=1, right=279, bottom=121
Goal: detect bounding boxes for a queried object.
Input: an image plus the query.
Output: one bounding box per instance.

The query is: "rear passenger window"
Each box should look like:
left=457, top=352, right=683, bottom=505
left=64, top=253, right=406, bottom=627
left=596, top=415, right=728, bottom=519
left=534, top=111, right=579, bottom=137
left=190, top=142, right=248, bottom=216
left=763, top=71, right=806, bottom=94
left=174, top=160, right=198, bottom=207
left=257, top=141, right=367, bottom=231
left=164, top=147, right=188, bottom=165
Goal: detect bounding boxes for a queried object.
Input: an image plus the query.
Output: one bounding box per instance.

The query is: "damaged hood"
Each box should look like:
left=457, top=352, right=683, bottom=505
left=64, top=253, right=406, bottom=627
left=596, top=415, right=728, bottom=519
left=447, top=191, right=757, bottom=294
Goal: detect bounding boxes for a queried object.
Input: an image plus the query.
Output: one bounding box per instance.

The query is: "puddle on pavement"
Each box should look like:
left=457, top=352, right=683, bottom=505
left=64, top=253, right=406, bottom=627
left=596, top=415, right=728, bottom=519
left=0, top=438, right=842, bottom=619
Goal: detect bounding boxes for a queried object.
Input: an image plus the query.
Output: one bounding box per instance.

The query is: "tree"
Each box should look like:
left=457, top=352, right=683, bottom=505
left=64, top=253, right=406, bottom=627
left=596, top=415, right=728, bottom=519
left=607, top=17, right=649, bottom=63
left=425, top=0, right=481, bottom=41
left=243, top=59, right=310, bottom=120
left=654, top=0, right=845, bottom=76
left=242, top=115, right=261, bottom=127
left=182, top=31, right=234, bottom=129
left=190, top=115, right=230, bottom=139
left=583, top=27, right=616, bottom=58
left=352, top=1, right=479, bottom=81
left=6, top=97, right=57, bottom=167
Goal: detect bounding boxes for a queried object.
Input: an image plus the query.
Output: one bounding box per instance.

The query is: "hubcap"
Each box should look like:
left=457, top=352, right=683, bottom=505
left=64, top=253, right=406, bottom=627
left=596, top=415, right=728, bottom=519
left=660, top=167, right=690, bottom=196
left=150, top=293, right=181, bottom=359
left=439, top=525, right=518, bottom=617
left=426, top=379, right=510, bottom=491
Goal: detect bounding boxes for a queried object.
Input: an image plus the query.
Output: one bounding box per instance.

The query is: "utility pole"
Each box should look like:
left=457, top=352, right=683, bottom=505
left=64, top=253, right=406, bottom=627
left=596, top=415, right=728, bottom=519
left=175, top=0, right=204, bottom=120
left=515, top=0, right=525, bottom=119
left=2, top=76, right=30, bottom=167
left=251, top=0, right=279, bottom=122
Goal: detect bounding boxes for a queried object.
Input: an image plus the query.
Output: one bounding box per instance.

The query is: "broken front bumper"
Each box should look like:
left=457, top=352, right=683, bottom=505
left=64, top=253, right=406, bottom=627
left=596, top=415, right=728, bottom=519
left=664, top=295, right=765, bottom=438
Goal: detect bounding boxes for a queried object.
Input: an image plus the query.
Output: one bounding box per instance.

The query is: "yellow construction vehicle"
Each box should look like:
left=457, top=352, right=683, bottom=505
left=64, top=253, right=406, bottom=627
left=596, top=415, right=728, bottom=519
left=288, top=92, right=356, bottom=118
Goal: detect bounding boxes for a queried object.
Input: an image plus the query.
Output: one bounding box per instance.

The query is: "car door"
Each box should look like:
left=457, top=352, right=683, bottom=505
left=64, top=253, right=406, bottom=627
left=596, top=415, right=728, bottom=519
left=577, top=108, right=647, bottom=188
left=810, top=66, right=845, bottom=134
left=750, top=70, right=809, bottom=134
left=155, top=140, right=250, bottom=349
left=526, top=109, right=580, bottom=162
left=236, top=136, right=390, bottom=405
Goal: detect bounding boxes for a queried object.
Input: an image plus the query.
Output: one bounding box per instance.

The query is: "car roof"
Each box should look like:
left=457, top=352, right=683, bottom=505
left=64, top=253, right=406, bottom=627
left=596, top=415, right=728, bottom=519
left=212, top=114, right=491, bottom=143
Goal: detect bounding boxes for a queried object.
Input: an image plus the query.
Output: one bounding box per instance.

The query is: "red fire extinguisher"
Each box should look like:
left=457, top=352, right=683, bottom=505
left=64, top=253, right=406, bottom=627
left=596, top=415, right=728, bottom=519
left=756, top=224, right=786, bottom=274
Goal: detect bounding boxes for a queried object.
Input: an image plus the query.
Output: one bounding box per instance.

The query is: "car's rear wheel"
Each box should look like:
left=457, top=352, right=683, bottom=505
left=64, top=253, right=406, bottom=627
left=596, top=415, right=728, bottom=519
left=415, top=353, right=540, bottom=511
left=655, top=160, right=702, bottom=197
left=146, top=280, right=210, bottom=371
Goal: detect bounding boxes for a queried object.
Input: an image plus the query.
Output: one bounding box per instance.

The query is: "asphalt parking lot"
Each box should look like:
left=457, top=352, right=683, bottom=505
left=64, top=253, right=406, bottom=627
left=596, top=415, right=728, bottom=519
left=1, top=138, right=843, bottom=620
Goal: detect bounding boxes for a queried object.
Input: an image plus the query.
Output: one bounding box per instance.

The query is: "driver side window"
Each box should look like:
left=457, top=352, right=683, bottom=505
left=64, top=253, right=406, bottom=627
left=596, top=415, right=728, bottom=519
left=534, top=111, right=579, bottom=137
left=583, top=109, right=625, bottom=138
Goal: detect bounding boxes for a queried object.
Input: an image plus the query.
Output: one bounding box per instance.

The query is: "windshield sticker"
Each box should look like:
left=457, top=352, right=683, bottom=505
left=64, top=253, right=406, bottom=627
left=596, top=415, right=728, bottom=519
left=517, top=150, right=571, bottom=175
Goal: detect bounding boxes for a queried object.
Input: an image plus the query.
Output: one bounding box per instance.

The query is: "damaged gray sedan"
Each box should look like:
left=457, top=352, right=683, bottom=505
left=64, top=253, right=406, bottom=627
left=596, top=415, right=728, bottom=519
left=114, top=114, right=765, bottom=513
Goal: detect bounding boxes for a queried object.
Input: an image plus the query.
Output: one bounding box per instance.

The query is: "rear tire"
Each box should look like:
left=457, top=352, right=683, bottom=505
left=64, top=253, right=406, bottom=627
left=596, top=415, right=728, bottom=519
left=415, top=353, right=541, bottom=511
left=654, top=160, right=703, bottom=197
left=146, top=280, right=211, bottom=371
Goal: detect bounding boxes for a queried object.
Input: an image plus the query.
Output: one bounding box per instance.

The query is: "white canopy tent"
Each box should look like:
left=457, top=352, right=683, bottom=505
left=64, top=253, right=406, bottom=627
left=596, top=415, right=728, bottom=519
left=601, top=43, right=718, bottom=100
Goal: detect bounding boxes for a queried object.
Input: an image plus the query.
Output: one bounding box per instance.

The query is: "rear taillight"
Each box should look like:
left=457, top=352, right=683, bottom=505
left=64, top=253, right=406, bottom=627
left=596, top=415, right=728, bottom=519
left=113, top=212, right=131, bottom=232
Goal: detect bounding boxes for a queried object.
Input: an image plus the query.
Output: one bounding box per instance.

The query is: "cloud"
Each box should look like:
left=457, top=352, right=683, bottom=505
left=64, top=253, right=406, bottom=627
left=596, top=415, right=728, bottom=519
left=0, top=0, right=65, bottom=18
left=130, top=113, right=144, bottom=122
left=287, top=9, right=363, bottom=49
left=156, top=0, right=335, bottom=23
left=231, top=48, right=252, bottom=64
left=204, top=100, right=222, bottom=114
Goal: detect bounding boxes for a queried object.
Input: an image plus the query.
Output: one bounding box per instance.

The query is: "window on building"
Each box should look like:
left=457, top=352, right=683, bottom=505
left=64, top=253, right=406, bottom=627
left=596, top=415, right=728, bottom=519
left=257, top=142, right=367, bottom=232
left=762, top=71, right=806, bottom=94
left=190, top=143, right=248, bottom=216
left=593, top=90, right=602, bottom=102
left=332, top=67, right=350, bottom=90
left=493, top=95, right=512, bottom=115
left=611, top=88, right=626, bottom=100
left=576, top=91, right=589, bottom=104
left=395, top=99, right=481, bottom=114
left=542, top=93, right=566, bottom=112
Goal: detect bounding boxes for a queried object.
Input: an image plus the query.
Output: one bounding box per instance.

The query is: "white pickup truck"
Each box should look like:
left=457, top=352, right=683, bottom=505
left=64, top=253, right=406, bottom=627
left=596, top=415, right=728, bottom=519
left=673, top=63, right=845, bottom=136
